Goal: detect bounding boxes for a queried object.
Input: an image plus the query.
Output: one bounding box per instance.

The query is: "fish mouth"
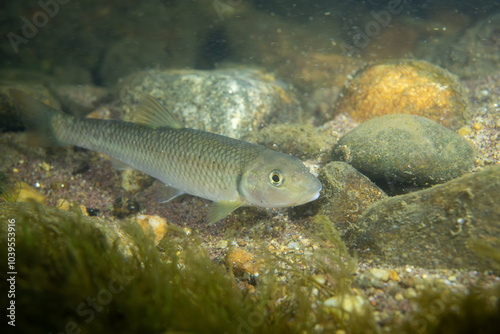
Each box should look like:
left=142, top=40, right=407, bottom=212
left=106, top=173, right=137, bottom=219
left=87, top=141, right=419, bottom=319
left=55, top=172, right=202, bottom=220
left=302, top=179, right=322, bottom=204
left=295, top=186, right=322, bottom=205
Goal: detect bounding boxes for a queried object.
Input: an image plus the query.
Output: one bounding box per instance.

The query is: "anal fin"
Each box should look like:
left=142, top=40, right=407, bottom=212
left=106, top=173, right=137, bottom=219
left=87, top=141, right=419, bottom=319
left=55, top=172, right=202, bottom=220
left=110, top=157, right=132, bottom=170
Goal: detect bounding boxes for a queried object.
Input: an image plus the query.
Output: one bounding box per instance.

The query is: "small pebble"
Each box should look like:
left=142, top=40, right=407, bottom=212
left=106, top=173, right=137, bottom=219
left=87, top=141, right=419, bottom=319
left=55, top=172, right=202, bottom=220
left=370, top=268, right=390, bottom=282
left=394, top=292, right=404, bottom=301
left=226, top=248, right=260, bottom=276
left=324, top=294, right=366, bottom=320
left=136, top=214, right=168, bottom=244
left=389, top=270, right=400, bottom=282
left=404, top=288, right=418, bottom=299
left=16, top=182, right=45, bottom=204
left=57, top=198, right=71, bottom=211
left=217, top=240, right=228, bottom=249
left=458, top=126, right=472, bottom=136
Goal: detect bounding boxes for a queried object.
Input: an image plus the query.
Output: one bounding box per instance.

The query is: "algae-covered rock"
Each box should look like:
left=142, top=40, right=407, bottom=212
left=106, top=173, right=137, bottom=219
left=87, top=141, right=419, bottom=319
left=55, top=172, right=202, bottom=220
left=117, top=68, right=302, bottom=139
left=334, top=59, right=470, bottom=129
left=311, top=162, right=387, bottom=233
left=0, top=201, right=261, bottom=333
left=243, top=123, right=336, bottom=161
left=0, top=201, right=136, bottom=258
left=345, top=166, right=500, bottom=271
left=333, top=114, right=477, bottom=190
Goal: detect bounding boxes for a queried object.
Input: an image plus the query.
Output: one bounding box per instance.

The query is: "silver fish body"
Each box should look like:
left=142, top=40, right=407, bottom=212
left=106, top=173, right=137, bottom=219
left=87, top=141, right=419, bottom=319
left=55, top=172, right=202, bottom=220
left=11, top=90, right=322, bottom=223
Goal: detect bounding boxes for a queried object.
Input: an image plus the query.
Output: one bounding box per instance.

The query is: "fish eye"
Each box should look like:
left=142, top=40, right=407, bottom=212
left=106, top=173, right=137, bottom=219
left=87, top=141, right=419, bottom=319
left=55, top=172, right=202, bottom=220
left=269, top=170, right=284, bottom=186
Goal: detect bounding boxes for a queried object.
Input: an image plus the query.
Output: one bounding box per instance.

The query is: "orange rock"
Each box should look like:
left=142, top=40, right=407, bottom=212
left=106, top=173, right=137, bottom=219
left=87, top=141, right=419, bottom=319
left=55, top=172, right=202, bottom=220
left=226, top=248, right=260, bottom=276
left=136, top=214, right=168, bottom=244
left=335, top=59, right=470, bottom=129
left=16, top=182, right=45, bottom=204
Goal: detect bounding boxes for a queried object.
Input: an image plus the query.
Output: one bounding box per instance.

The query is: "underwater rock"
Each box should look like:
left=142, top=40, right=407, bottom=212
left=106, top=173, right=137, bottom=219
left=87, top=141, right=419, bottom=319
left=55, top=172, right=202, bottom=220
left=311, top=162, right=387, bottom=234
left=121, top=169, right=154, bottom=193
left=136, top=214, right=168, bottom=245
left=334, top=59, right=470, bottom=130
left=15, top=182, right=45, bottom=204
left=112, top=197, right=141, bottom=218
left=434, top=12, right=500, bottom=79
left=243, top=123, right=335, bottom=161
left=0, top=82, right=60, bottom=131
left=0, top=201, right=136, bottom=258
left=223, top=5, right=363, bottom=123
left=49, top=84, right=111, bottom=117
left=226, top=247, right=261, bottom=277
left=333, top=114, right=477, bottom=190
left=117, top=68, right=302, bottom=139
left=345, top=166, right=500, bottom=272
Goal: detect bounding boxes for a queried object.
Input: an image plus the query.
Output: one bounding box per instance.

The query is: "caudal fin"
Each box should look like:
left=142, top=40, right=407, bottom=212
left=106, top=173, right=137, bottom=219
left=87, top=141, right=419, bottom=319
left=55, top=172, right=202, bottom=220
left=9, top=89, right=62, bottom=146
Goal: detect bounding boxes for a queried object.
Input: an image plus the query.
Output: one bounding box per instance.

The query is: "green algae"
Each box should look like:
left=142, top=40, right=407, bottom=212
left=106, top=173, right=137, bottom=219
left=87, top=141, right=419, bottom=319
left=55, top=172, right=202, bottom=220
left=0, top=172, right=21, bottom=203
left=397, top=285, right=500, bottom=334
left=1, top=200, right=499, bottom=333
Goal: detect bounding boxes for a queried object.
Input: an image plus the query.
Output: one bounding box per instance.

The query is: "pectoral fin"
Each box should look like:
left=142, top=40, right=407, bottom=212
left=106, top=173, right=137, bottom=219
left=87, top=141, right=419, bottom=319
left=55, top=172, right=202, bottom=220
left=110, top=157, right=132, bottom=170
left=207, top=201, right=242, bottom=225
left=154, top=184, right=185, bottom=203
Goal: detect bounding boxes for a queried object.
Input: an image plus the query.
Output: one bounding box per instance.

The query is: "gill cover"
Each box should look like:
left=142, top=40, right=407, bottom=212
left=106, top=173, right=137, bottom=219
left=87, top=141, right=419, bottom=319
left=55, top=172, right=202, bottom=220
left=239, top=150, right=322, bottom=208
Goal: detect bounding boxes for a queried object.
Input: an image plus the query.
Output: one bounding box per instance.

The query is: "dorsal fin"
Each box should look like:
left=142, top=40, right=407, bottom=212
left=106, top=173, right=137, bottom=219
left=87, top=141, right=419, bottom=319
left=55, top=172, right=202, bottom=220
left=133, top=95, right=182, bottom=129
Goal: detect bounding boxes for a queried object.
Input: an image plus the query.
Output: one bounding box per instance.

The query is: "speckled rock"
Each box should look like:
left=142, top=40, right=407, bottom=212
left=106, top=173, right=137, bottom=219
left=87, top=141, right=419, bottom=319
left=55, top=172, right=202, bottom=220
left=334, top=59, right=471, bottom=129
left=345, top=166, right=500, bottom=272
left=333, top=114, right=477, bottom=190
left=0, top=82, right=60, bottom=131
left=306, top=162, right=387, bottom=233
left=117, top=68, right=302, bottom=139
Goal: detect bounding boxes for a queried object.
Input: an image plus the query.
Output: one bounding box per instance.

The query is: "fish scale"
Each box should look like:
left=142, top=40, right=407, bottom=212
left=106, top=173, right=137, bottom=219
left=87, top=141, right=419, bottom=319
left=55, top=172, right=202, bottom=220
left=55, top=117, right=262, bottom=201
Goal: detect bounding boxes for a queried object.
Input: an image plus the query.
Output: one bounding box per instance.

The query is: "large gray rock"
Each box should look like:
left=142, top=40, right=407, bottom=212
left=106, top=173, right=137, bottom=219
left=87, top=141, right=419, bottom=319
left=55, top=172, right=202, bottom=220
left=116, top=68, right=302, bottom=139
left=333, top=114, right=477, bottom=190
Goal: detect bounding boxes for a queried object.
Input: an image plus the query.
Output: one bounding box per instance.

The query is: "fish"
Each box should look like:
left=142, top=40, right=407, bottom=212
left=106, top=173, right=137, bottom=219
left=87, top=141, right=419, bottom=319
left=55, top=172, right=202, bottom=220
left=10, top=89, right=322, bottom=224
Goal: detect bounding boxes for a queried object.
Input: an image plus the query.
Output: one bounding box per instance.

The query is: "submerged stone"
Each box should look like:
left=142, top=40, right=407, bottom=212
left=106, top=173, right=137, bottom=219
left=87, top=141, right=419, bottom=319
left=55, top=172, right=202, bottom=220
left=433, top=12, right=500, bottom=79
left=243, top=123, right=335, bottom=161
left=117, top=68, right=302, bottom=139
left=345, top=166, right=500, bottom=272
left=334, top=59, right=470, bottom=129
left=0, top=201, right=136, bottom=259
left=309, top=162, right=387, bottom=233
left=333, top=114, right=477, bottom=190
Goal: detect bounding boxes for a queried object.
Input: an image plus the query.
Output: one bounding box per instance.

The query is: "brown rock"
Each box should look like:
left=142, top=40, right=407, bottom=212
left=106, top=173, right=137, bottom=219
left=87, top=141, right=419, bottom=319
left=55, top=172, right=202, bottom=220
left=312, top=162, right=387, bottom=235
left=226, top=248, right=260, bottom=276
left=346, top=166, right=500, bottom=272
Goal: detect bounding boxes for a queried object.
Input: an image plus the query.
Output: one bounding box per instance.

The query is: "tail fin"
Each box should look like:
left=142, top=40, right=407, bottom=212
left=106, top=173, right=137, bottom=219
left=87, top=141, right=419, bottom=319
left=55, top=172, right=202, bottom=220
left=9, top=89, right=62, bottom=146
